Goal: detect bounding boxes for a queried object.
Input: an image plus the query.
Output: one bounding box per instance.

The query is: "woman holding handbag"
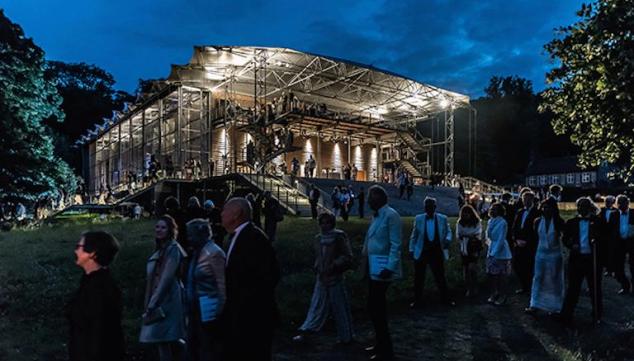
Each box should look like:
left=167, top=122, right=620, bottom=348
left=456, top=205, right=483, bottom=297
left=140, top=215, right=188, bottom=361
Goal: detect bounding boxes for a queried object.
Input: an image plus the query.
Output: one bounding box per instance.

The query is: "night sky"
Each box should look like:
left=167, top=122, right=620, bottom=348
left=3, top=0, right=583, bottom=97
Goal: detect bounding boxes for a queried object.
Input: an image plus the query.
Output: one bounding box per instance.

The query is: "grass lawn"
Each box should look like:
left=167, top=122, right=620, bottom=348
left=0, top=214, right=632, bottom=360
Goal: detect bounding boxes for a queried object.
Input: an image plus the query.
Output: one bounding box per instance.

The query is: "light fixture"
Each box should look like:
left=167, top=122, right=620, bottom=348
left=440, top=98, right=450, bottom=109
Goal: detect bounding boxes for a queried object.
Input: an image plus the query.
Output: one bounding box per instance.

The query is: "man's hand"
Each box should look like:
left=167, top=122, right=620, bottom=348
left=378, top=269, right=393, bottom=279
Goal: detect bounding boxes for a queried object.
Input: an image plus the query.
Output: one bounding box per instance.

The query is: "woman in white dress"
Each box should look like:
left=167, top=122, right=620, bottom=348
left=485, top=203, right=513, bottom=305
left=526, top=198, right=565, bottom=314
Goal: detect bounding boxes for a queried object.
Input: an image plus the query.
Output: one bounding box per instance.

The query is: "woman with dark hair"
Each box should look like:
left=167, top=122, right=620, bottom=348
left=66, top=231, right=124, bottom=361
left=485, top=203, right=513, bottom=305
left=293, top=213, right=354, bottom=345
left=456, top=205, right=483, bottom=297
left=526, top=198, right=565, bottom=314
left=139, top=215, right=188, bottom=361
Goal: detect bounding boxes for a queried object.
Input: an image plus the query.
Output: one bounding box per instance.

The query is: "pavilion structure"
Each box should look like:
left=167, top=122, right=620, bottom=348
left=78, top=46, right=470, bottom=196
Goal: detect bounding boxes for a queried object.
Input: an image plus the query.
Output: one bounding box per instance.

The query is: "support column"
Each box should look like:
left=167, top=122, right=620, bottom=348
left=117, top=123, right=122, bottom=186
left=316, top=131, right=322, bottom=177
left=177, top=86, right=183, bottom=171
left=158, top=98, right=163, bottom=157
left=443, top=108, right=455, bottom=183
left=376, top=138, right=382, bottom=182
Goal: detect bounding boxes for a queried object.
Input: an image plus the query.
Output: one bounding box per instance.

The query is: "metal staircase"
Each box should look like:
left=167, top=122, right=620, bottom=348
left=397, top=127, right=432, bottom=178
left=238, top=173, right=313, bottom=216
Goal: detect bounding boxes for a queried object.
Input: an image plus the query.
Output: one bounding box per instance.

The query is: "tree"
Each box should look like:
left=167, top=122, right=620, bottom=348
left=541, top=0, right=634, bottom=180
left=0, top=10, right=76, bottom=203
left=44, top=61, right=134, bottom=172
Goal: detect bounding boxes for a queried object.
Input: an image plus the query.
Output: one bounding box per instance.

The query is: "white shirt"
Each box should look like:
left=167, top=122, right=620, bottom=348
left=521, top=207, right=533, bottom=229
left=619, top=211, right=629, bottom=239
left=226, top=221, right=249, bottom=265
left=579, top=219, right=591, bottom=254
left=425, top=216, right=436, bottom=241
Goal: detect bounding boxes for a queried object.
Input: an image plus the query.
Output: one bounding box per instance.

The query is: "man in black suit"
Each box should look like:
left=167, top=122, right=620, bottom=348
left=561, top=197, right=603, bottom=325
left=599, top=195, right=616, bottom=275
left=308, top=184, right=321, bottom=220
left=501, top=193, right=515, bottom=240
left=221, top=197, right=280, bottom=361
left=609, top=194, right=634, bottom=294
left=511, top=191, right=540, bottom=294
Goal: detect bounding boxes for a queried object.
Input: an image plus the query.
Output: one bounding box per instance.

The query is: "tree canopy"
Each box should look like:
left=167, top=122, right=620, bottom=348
left=0, top=10, right=76, bottom=203
left=541, top=0, right=634, bottom=180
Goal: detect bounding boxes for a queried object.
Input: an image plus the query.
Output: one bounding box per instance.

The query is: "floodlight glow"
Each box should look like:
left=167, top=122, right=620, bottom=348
left=440, top=99, right=450, bottom=109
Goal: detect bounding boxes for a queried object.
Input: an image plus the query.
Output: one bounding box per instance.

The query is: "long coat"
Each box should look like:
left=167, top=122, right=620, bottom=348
left=66, top=268, right=125, bottom=361
left=139, top=240, right=187, bottom=343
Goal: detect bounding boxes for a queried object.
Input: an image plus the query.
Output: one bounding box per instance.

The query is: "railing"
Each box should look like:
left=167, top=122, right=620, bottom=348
left=239, top=172, right=310, bottom=215
left=456, top=175, right=506, bottom=195
left=295, top=177, right=334, bottom=215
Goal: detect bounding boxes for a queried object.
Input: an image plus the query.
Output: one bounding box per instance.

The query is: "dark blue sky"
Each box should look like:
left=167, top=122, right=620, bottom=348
left=3, top=0, right=583, bottom=97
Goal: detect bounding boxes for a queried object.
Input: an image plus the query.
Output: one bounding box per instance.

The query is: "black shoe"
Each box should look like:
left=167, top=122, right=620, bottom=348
left=524, top=307, right=536, bottom=315
left=409, top=301, right=424, bottom=309
left=365, top=345, right=377, bottom=353
left=617, top=288, right=630, bottom=295
left=514, top=289, right=526, bottom=295
left=442, top=299, right=456, bottom=307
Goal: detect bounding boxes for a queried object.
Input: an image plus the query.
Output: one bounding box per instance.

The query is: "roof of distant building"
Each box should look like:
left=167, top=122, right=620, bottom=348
left=526, top=156, right=596, bottom=175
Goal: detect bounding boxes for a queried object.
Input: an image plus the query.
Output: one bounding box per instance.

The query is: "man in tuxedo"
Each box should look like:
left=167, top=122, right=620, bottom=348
left=560, top=197, right=603, bottom=325
left=511, top=191, right=541, bottom=294
left=362, top=185, right=402, bottom=361
left=599, top=195, right=616, bottom=276
left=610, top=195, right=634, bottom=294
left=221, top=197, right=280, bottom=361
left=408, top=197, right=454, bottom=308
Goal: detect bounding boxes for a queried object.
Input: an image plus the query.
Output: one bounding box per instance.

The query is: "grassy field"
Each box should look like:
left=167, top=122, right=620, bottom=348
left=0, top=214, right=633, bottom=361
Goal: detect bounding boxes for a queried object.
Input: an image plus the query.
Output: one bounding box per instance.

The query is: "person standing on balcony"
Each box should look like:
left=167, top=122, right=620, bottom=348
left=308, top=155, right=316, bottom=178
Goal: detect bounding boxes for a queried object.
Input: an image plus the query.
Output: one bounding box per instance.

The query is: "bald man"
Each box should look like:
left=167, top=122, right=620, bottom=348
left=221, top=197, right=280, bottom=361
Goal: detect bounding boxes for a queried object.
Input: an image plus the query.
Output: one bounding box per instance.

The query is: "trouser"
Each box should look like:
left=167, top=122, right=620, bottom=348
left=187, top=316, right=222, bottom=361
left=359, top=204, right=364, bottom=218
left=614, top=237, right=634, bottom=291
left=513, top=246, right=535, bottom=291
left=561, top=254, right=603, bottom=321
left=368, top=280, right=393, bottom=356
left=310, top=202, right=318, bottom=219
left=265, top=220, right=277, bottom=242
left=157, top=342, right=184, bottom=361
left=414, top=245, right=449, bottom=302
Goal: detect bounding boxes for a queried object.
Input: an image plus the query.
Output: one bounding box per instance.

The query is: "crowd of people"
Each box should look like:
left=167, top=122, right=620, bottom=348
left=63, top=182, right=633, bottom=361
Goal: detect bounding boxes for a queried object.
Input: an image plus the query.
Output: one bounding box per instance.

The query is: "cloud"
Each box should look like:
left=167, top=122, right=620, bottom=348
left=3, top=0, right=584, bottom=96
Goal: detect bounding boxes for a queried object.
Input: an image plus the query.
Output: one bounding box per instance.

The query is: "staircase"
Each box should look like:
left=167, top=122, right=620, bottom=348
left=397, top=128, right=431, bottom=178
left=238, top=173, right=313, bottom=216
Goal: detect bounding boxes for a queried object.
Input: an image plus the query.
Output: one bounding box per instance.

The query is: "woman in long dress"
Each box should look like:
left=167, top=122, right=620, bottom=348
left=526, top=198, right=565, bottom=314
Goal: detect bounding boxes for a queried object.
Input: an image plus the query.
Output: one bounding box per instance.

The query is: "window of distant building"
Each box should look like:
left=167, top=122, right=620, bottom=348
left=528, top=177, right=536, bottom=186
left=551, top=175, right=560, bottom=184
left=567, top=173, right=575, bottom=184
left=539, top=176, right=546, bottom=185
left=582, top=172, right=591, bottom=183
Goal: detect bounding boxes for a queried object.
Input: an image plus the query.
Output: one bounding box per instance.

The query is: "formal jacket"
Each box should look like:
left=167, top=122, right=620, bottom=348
left=409, top=212, right=452, bottom=260
left=313, top=228, right=353, bottom=286
left=608, top=209, right=634, bottom=241
left=309, top=188, right=321, bottom=204
left=186, top=240, right=227, bottom=318
left=224, top=222, right=280, bottom=335
left=361, top=204, right=402, bottom=281
left=66, top=268, right=124, bottom=361
left=139, top=240, right=187, bottom=343
left=512, top=206, right=541, bottom=249
left=562, top=216, right=602, bottom=257
left=486, top=217, right=512, bottom=260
